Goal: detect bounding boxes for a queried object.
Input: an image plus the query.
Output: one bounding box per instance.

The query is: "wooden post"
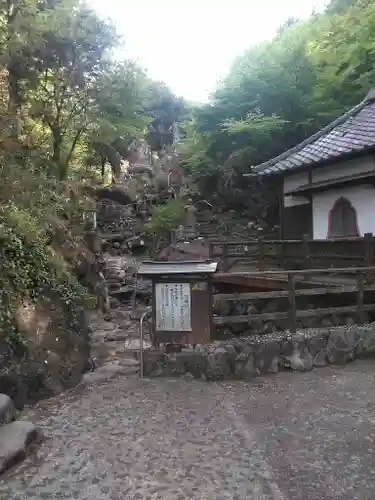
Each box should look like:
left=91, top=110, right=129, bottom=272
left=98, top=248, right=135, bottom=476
left=356, top=271, right=365, bottom=324
left=277, top=241, right=285, bottom=269
left=288, top=273, right=297, bottom=333
left=258, top=236, right=265, bottom=271
left=364, top=233, right=373, bottom=264
left=302, top=234, right=311, bottom=270
left=208, top=241, right=214, bottom=260
left=222, top=241, right=229, bottom=272
left=364, top=232, right=373, bottom=283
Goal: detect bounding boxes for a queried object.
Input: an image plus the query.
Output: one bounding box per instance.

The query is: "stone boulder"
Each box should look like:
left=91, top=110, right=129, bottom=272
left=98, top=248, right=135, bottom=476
left=289, top=345, right=313, bottom=372
left=326, top=327, right=357, bottom=364
left=356, top=325, right=375, bottom=357
left=207, top=347, right=234, bottom=380
left=0, top=421, right=39, bottom=475
left=313, top=350, right=328, bottom=368
left=166, top=351, right=208, bottom=379
left=234, top=351, right=256, bottom=380
left=253, top=340, right=280, bottom=374
left=143, top=350, right=166, bottom=377
left=0, top=395, right=15, bottom=425
left=278, top=334, right=313, bottom=371
left=305, top=332, right=330, bottom=357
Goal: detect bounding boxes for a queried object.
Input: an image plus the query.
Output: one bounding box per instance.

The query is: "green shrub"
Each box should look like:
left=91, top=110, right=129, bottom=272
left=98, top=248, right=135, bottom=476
left=145, top=199, right=184, bottom=255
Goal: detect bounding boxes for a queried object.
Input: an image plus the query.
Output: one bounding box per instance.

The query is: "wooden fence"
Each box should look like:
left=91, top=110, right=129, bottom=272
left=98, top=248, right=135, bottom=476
left=212, top=267, right=375, bottom=333
left=209, top=233, right=375, bottom=272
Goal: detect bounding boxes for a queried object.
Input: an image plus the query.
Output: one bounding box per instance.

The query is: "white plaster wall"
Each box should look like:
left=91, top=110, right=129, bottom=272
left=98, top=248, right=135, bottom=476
left=283, top=155, right=375, bottom=209
left=283, top=172, right=309, bottom=194
left=283, top=155, right=375, bottom=196
left=312, top=155, right=375, bottom=183
left=312, top=184, right=375, bottom=239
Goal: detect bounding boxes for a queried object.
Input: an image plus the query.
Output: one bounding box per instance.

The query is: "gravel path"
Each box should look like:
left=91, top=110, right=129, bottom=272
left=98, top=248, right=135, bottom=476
left=1, top=361, right=375, bottom=499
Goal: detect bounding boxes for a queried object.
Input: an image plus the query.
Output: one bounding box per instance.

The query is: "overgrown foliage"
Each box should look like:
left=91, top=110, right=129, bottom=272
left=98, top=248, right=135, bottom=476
left=0, top=203, right=89, bottom=334
left=0, top=0, right=185, bottom=398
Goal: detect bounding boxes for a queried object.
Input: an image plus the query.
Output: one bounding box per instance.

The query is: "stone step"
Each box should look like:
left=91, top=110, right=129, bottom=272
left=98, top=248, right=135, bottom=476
left=0, top=421, right=40, bottom=475
left=105, top=277, right=124, bottom=284
left=82, top=360, right=139, bottom=385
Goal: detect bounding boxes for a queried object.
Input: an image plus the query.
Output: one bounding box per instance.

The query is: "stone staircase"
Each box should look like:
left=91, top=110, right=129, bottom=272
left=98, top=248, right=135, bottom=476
left=103, top=254, right=151, bottom=305
left=0, top=394, right=40, bottom=475
left=85, top=309, right=146, bottom=383
left=196, top=209, right=257, bottom=242
left=83, top=253, right=152, bottom=382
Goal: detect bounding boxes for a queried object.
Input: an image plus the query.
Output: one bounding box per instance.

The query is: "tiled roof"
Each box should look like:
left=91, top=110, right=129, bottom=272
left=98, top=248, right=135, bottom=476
left=251, top=90, right=375, bottom=176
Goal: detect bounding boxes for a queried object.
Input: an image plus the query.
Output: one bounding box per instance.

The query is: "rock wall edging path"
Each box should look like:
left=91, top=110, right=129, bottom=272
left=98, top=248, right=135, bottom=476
left=143, top=323, right=375, bottom=380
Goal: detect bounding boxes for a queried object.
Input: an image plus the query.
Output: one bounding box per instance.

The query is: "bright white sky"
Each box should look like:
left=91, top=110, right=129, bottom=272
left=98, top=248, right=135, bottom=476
left=89, top=0, right=329, bottom=102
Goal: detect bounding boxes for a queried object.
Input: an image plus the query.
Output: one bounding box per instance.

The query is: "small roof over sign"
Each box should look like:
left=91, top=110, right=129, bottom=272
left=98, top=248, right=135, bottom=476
left=138, top=261, right=218, bottom=276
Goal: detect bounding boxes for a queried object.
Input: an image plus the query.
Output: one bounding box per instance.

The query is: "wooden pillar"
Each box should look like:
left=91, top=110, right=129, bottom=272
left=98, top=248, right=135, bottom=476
left=222, top=241, right=229, bottom=272
left=364, top=232, right=374, bottom=283
left=288, top=273, right=296, bottom=333
left=208, top=242, right=214, bottom=260
left=356, top=271, right=365, bottom=324
left=302, top=233, right=311, bottom=278
left=276, top=241, right=284, bottom=269
left=258, top=236, right=265, bottom=271
left=364, top=232, right=373, bottom=265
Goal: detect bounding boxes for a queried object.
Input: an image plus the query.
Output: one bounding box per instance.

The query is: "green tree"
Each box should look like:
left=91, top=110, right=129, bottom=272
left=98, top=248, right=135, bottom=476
left=24, top=0, right=118, bottom=177
left=89, top=61, right=151, bottom=180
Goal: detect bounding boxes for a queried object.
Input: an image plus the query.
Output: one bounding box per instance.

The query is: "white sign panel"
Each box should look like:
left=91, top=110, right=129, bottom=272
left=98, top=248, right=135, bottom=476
left=155, top=282, right=191, bottom=331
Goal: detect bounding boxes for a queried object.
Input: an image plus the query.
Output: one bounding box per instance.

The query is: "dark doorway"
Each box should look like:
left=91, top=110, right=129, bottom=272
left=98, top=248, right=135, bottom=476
left=282, top=202, right=313, bottom=239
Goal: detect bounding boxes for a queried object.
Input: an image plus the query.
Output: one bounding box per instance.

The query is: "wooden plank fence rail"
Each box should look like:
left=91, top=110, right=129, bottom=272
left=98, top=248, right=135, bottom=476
left=213, top=304, right=375, bottom=326
left=208, top=233, right=375, bottom=272
left=212, top=267, right=375, bottom=334
left=214, top=284, right=375, bottom=301
left=216, top=266, right=375, bottom=276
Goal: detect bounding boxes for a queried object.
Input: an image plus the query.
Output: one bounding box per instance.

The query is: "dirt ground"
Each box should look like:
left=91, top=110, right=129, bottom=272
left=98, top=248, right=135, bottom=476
left=1, top=361, right=375, bottom=499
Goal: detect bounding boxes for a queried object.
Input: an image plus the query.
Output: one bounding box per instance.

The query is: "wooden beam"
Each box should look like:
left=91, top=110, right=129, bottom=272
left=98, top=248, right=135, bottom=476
left=213, top=303, right=375, bottom=325
left=214, top=266, right=375, bottom=277
left=285, top=170, right=375, bottom=195
left=356, top=272, right=365, bottom=324
left=213, top=284, right=375, bottom=301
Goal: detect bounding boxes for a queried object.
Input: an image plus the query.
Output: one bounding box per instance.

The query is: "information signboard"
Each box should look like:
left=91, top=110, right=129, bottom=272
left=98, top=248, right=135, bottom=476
left=155, top=282, right=191, bottom=331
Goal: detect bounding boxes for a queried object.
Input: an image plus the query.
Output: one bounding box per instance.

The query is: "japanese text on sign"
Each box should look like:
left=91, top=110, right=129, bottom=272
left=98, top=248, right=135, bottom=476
left=155, top=283, right=191, bottom=331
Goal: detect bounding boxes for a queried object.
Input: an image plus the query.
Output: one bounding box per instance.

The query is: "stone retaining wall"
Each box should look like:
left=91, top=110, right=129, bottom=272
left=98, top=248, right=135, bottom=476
left=143, top=324, right=375, bottom=380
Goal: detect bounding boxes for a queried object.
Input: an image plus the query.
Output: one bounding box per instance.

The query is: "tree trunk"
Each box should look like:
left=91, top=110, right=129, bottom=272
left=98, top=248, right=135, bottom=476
left=101, top=156, right=105, bottom=181
left=7, top=1, right=22, bottom=137
left=52, top=128, right=62, bottom=164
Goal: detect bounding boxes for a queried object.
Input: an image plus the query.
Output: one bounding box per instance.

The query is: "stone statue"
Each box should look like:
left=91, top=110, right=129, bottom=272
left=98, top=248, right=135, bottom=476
left=183, top=198, right=197, bottom=239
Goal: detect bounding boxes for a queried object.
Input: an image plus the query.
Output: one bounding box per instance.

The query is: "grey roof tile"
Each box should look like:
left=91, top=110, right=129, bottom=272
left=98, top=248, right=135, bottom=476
left=252, top=92, right=375, bottom=176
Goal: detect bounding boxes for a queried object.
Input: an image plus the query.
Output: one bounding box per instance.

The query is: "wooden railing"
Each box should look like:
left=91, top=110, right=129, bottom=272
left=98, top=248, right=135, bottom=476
left=209, top=233, right=375, bottom=272
left=213, top=267, right=375, bottom=333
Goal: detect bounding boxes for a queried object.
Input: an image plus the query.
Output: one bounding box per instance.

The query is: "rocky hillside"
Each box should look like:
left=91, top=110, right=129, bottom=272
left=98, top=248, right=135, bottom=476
left=0, top=211, right=93, bottom=409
